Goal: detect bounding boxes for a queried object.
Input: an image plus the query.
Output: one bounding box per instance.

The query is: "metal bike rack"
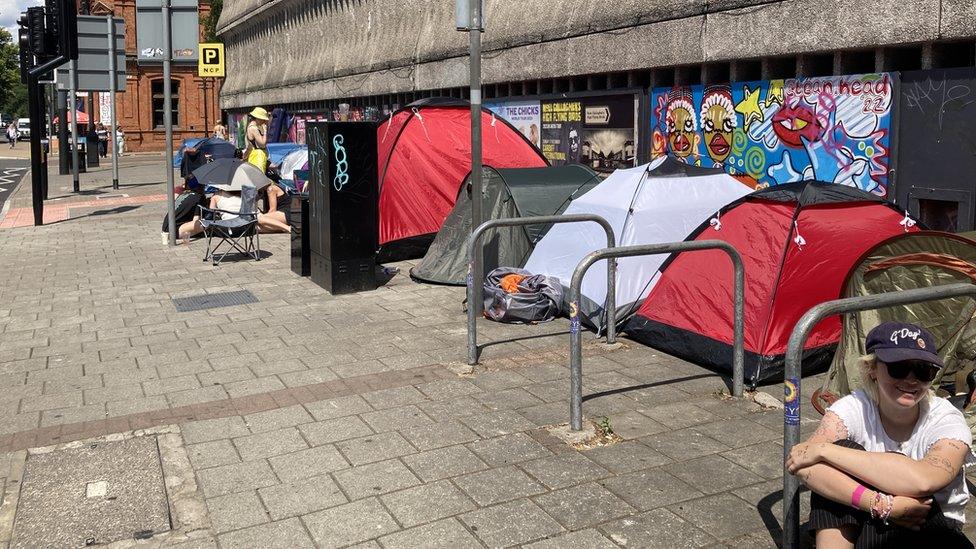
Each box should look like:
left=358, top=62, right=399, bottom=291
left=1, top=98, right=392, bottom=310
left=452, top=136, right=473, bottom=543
left=781, top=282, right=976, bottom=549
left=466, top=214, right=616, bottom=365
left=569, top=240, right=746, bottom=431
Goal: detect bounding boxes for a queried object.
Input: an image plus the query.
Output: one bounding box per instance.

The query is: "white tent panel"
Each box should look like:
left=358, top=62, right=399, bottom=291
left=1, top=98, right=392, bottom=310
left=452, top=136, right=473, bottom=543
left=523, top=160, right=752, bottom=328
left=280, top=148, right=309, bottom=180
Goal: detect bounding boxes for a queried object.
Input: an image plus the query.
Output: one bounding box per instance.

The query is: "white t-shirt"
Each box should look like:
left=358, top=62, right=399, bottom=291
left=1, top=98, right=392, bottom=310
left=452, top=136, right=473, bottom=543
left=828, top=389, right=976, bottom=524
left=214, top=192, right=242, bottom=220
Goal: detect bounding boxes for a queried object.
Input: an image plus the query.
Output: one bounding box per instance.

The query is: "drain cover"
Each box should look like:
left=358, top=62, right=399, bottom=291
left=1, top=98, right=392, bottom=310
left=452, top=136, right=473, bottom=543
left=11, top=437, right=171, bottom=548
left=172, top=289, right=258, bottom=312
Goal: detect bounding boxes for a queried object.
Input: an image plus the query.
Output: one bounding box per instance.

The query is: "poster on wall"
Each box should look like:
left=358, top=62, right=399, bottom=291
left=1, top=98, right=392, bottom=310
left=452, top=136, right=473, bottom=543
left=541, top=94, right=637, bottom=173
left=650, top=73, right=895, bottom=196
left=98, top=93, right=111, bottom=124
left=484, top=100, right=542, bottom=148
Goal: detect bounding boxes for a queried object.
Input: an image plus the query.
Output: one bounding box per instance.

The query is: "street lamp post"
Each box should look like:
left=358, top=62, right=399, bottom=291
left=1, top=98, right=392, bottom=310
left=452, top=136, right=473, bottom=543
left=163, top=0, right=176, bottom=245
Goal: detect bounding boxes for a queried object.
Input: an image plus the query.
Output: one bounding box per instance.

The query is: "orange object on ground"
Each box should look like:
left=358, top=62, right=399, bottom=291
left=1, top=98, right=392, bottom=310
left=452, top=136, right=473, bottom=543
left=500, top=274, right=526, bottom=293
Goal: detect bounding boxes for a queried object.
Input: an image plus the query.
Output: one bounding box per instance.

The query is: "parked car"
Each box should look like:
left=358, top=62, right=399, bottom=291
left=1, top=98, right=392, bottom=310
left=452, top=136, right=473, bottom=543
left=16, top=118, right=31, bottom=141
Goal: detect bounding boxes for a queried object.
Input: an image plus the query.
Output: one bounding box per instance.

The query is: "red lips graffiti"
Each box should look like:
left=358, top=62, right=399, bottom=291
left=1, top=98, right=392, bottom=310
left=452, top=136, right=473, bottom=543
left=772, top=102, right=824, bottom=148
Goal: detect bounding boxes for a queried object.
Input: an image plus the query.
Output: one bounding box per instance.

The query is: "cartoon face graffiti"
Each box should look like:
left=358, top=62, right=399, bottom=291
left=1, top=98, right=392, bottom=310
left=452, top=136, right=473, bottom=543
left=665, top=90, right=696, bottom=158
left=772, top=99, right=825, bottom=148
left=700, top=86, right=737, bottom=163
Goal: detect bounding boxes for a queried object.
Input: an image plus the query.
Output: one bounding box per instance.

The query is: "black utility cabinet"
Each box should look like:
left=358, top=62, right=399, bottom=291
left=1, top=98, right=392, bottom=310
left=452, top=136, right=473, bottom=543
left=306, top=122, right=378, bottom=294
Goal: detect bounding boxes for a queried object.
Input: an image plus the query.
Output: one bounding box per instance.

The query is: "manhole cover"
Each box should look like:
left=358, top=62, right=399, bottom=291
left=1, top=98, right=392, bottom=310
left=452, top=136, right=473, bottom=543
left=172, top=289, right=258, bottom=312
left=11, top=437, right=171, bottom=548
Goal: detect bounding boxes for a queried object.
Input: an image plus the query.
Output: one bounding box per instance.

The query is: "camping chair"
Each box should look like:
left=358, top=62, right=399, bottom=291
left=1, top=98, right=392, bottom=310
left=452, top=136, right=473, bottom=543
left=199, top=184, right=261, bottom=266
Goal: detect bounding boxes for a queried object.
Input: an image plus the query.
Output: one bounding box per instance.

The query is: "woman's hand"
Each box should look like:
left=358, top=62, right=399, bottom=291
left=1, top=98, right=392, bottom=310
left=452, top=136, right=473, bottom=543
left=786, top=441, right=828, bottom=474
left=889, top=495, right=932, bottom=530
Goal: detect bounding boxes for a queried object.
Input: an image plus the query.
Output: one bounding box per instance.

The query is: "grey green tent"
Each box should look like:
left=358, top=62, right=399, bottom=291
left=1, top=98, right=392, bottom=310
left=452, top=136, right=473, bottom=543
left=814, top=231, right=976, bottom=413
left=409, top=165, right=600, bottom=285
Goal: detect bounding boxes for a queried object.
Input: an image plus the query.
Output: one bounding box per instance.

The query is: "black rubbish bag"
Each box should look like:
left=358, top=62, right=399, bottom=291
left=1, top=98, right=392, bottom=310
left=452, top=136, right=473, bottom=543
left=483, top=267, right=564, bottom=323
left=162, top=191, right=202, bottom=235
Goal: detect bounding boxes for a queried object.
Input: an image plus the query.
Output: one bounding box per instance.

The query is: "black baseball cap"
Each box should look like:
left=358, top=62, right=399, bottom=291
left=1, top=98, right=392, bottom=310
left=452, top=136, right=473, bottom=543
left=866, top=321, right=943, bottom=368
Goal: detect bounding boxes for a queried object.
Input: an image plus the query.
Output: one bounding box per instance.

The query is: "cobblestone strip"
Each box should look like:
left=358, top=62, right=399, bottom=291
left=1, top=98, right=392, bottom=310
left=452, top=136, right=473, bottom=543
left=0, top=194, right=167, bottom=228
left=0, top=364, right=455, bottom=453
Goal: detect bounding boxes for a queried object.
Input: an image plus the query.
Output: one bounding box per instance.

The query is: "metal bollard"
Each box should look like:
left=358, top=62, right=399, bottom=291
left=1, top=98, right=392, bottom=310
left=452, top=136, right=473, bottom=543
left=568, top=240, right=746, bottom=430
left=466, top=214, right=615, bottom=365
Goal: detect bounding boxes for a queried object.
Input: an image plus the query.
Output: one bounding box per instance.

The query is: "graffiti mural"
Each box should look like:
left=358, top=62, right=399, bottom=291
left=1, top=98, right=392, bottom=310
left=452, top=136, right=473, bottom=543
left=651, top=73, right=895, bottom=196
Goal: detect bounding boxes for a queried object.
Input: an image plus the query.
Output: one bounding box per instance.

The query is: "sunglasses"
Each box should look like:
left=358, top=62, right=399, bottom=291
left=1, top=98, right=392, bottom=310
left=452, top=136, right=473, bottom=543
left=885, top=361, right=939, bottom=383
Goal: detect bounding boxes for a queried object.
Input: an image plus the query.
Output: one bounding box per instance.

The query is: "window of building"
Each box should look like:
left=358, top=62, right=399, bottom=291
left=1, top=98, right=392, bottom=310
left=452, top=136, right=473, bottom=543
left=152, top=79, right=180, bottom=129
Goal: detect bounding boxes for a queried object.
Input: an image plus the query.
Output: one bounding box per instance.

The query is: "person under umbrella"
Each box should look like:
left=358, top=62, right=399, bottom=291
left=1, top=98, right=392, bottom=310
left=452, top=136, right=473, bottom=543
left=178, top=159, right=289, bottom=242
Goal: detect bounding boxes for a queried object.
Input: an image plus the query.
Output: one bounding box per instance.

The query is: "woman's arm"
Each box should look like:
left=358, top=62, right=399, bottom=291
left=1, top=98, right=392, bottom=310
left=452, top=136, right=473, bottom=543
left=789, top=412, right=933, bottom=529
left=817, top=438, right=969, bottom=497
left=243, top=123, right=256, bottom=156
left=251, top=123, right=267, bottom=148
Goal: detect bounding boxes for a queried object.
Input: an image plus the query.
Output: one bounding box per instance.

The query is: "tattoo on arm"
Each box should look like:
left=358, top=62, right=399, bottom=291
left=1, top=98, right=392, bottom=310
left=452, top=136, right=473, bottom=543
left=809, top=411, right=848, bottom=443
left=920, top=439, right=970, bottom=482
left=922, top=454, right=955, bottom=474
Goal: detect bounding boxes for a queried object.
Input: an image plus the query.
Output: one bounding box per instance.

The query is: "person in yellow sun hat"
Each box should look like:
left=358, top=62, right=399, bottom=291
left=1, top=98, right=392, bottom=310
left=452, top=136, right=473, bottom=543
left=242, top=107, right=270, bottom=173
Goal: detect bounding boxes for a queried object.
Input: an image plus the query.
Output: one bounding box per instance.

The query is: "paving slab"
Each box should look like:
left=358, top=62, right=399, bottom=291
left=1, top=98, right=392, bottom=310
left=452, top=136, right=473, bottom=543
left=377, top=518, right=482, bottom=549
left=380, top=480, right=477, bottom=527
left=599, top=508, right=716, bottom=548
left=10, top=437, right=169, bottom=548
left=303, top=498, right=400, bottom=549
left=455, top=465, right=547, bottom=506
left=333, top=458, right=421, bottom=501
left=460, top=498, right=564, bottom=547
left=401, top=444, right=489, bottom=483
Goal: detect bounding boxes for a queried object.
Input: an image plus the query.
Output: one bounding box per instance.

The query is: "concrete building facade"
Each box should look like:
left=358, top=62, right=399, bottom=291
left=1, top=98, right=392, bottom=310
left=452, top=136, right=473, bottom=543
left=216, top=1, right=976, bottom=108
left=216, top=1, right=976, bottom=231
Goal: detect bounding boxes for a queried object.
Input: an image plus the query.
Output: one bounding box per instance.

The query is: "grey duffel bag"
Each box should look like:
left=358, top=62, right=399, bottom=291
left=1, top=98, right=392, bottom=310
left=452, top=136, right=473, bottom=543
left=483, top=267, right=564, bottom=323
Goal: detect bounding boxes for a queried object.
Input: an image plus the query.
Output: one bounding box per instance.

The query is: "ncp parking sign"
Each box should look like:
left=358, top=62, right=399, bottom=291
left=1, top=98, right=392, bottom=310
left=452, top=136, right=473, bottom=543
left=198, top=43, right=224, bottom=77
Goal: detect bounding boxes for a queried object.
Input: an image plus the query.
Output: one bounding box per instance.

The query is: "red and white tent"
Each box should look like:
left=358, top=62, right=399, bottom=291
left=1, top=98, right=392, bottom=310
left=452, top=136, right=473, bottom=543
left=624, top=181, right=919, bottom=384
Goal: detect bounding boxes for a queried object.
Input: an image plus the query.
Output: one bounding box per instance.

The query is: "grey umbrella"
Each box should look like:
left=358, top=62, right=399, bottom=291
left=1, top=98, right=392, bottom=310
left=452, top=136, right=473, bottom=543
left=192, top=158, right=272, bottom=192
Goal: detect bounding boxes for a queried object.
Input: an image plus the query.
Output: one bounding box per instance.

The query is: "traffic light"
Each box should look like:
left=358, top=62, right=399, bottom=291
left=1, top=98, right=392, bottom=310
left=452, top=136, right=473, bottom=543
left=17, top=17, right=31, bottom=84
left=26, top=7, right=47, bottom=57
left=44, top=0, right=79, bottom=62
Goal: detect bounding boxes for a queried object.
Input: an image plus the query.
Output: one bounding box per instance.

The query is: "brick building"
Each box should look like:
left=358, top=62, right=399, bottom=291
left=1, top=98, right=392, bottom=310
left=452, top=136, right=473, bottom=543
left=85, top=0, right=221, bottom=152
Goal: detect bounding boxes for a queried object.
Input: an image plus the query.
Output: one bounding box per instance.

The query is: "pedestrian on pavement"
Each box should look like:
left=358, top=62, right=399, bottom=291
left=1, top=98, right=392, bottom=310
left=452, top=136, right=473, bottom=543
left=115, top=126, right=125, bottom=157
left=242, top=107, right=270, bottom=173
left=787, top=321, right=974, bottom=548
left=6, top=122, right=17, bottom=149
left=96, top=123, right=108, bottom=158
left=212, top=122, right=228, bottom=141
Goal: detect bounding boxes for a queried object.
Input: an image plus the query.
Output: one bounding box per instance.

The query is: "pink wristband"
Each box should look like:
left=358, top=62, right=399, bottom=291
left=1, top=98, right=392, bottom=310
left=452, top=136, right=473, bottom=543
left=851, top=485, right=867, bottom=508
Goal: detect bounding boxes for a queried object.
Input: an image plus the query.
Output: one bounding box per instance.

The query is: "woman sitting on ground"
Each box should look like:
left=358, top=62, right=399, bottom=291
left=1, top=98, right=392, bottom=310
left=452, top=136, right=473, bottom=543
left=787, top=321, right=974, bottom=548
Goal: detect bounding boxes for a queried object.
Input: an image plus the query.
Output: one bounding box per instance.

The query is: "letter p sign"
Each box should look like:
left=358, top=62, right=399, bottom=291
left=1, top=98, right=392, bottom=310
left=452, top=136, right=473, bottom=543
left=198, top=43, right=225, bottom=78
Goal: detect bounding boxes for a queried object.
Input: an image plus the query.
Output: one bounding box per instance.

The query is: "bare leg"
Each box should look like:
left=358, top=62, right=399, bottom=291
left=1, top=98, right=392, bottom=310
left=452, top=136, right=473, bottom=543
left=266, top=185, right=284, bottom=213
left=178, top=217, right=204, bottom=243
left=257, top=212, right=290, bottom=233
left=815, top=526, right=856, bottom=549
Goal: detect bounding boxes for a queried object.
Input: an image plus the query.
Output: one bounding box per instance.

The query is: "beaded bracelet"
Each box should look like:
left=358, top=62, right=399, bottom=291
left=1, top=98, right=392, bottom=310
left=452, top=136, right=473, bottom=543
left=879, top=493, right=894, bottom=524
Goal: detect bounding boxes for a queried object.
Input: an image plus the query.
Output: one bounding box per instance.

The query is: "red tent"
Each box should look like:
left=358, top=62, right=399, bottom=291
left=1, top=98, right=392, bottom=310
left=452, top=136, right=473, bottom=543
left=377, top=99, right=548, bottom=261
left=624, top=181, right=920, bottom=385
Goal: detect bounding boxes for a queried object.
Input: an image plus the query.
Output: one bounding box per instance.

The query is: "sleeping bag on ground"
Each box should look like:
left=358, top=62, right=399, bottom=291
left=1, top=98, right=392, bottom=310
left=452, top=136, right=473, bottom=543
left=483, top=268, right=563, bottom=323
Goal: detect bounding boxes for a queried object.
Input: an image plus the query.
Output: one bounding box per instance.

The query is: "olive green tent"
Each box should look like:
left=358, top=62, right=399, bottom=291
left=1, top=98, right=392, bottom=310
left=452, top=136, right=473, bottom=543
left=410, top=165, right=600, bottom=285
left=814, top=231, right=976, bottom=413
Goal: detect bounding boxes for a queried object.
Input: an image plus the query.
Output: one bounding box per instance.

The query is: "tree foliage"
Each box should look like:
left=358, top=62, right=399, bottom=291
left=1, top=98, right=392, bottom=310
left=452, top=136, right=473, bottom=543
left=202, top=0, right=223, bottom=43
left=0, top=28, right=28, bottom=118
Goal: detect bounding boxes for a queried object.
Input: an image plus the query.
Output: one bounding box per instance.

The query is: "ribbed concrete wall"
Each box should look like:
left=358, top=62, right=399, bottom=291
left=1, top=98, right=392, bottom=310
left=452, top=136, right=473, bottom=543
left=216, top=0, right=976, bottom=109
